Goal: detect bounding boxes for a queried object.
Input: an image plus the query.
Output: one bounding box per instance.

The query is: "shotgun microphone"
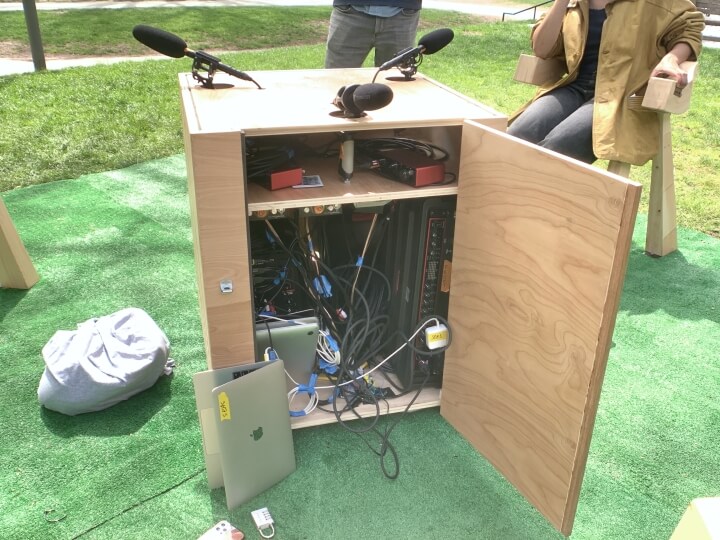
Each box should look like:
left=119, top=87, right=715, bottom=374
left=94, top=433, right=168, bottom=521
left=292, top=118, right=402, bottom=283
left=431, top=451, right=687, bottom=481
left=131, top=24, right=262, bottom=89
left=132, top=24, right=187, bottom=58
left=373, top=28, right=454, bottom=81
left=377, top=28, right=454, bottom=72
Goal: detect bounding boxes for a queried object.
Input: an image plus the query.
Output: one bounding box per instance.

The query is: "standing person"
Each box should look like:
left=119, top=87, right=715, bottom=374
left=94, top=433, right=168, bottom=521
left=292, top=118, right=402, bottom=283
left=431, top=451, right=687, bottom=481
left=507, top=0, right=704, bottom=165
left=325, top=1, right=422, bottom=69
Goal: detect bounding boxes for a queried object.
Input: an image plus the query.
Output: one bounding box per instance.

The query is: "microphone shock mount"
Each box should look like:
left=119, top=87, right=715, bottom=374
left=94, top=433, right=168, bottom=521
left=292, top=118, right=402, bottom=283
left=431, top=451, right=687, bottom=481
left=191, top=51, right=224, bottom=88
left=392, top=47, right=422, bottom=80
left=192, top=51, right=220, bottom=88
left=191, top=50, right=262, bottom=89
left=372, top=51, right=422, bottom=83
left=396, top=55, right=422, bottom=80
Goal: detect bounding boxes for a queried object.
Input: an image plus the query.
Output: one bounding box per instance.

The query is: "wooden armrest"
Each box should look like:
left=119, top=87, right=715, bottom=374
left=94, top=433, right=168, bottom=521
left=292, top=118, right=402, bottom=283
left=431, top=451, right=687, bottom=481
left=513, top=54, right=566, bottom=86
left=515, top=55, right=698, bottom=115
left=629, top=61, right=698, bottom=114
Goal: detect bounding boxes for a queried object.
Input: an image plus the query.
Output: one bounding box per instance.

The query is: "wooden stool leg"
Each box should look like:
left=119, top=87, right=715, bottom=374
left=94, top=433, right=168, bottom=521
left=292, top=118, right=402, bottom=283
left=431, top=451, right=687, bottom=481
left=0, top=197, right=40, bottom=289
left=645, top=112, right=677, bottom=257
left=608, top=161, right=631, bottom=178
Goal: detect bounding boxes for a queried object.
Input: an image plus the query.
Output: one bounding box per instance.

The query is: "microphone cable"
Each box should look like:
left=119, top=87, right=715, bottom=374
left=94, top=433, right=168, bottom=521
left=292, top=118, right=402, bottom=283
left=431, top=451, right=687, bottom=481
left=328, top=315, right=450, bottom=479
left=255, top=212, right=452, bottom=479
left=245, top=140, right=296, bottom=182
left=355, top=137, right=457, bottom=185
left=355, top=136, right=449, bottom=162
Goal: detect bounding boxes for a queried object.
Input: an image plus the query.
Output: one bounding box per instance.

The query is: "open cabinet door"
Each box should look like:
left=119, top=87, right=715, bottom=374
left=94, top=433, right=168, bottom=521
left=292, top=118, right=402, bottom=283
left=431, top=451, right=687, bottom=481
left=440, top=121, right=641, bottom=535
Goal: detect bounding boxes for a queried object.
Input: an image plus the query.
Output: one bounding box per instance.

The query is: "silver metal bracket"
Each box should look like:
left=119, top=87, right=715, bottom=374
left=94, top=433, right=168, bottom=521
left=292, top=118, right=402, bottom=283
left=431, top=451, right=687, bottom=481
left=220, top=280, right=233, bottom=294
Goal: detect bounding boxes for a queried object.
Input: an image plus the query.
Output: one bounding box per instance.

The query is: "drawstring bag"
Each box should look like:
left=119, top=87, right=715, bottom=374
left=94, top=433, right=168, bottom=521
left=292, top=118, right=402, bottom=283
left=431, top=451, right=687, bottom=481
left=37, top=307, right=174, bottom=415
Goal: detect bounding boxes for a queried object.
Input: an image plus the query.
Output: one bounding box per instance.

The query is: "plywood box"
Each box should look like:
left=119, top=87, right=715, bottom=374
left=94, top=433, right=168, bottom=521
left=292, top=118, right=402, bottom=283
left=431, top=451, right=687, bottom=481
left=180, top=68, right=641, bottom=536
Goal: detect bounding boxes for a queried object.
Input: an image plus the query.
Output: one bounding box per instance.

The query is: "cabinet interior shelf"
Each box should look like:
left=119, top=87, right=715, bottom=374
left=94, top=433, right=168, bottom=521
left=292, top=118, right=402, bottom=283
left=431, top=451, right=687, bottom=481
left=247, top=168, right=458, bottom=213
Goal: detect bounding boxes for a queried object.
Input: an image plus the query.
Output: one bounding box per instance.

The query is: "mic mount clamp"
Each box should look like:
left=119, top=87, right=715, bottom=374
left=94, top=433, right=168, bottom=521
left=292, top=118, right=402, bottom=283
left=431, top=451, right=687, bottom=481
left=395, top=54, right=422, bottom=80
left=191, top=50, right=224, bottom=89
left=372, top=50, right=423, bottom=82
left=191, top=50, right=262, bottom=89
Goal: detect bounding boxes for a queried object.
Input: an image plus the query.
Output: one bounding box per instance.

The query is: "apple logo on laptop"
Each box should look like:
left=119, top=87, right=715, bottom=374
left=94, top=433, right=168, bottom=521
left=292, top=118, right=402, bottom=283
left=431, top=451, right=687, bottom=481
left=250, top=427, right=263, bottom=441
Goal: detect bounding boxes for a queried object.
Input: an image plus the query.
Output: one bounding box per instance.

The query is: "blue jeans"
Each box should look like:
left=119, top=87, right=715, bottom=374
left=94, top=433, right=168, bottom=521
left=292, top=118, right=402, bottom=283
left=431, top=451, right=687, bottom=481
left=507, top=81, right=597, bottom=164
left=324, top=6, right=420, bottom=68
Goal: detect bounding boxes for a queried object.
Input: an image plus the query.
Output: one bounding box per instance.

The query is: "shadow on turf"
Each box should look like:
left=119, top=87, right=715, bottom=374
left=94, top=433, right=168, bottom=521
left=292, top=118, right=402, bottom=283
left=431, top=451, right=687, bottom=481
left=39, top=373, right=174, bottom=437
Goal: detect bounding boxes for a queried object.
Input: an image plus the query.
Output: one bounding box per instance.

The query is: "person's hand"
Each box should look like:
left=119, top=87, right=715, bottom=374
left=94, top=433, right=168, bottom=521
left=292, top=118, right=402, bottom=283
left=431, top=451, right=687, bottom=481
left=651, top=54, right=688, bottom=88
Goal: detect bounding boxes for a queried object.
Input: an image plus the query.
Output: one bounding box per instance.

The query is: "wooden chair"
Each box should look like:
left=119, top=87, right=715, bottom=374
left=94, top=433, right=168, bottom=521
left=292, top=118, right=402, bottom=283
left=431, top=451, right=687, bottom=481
left=0, top=197, right=39, bottom=289
left=513, top=54, right=698, bottom=257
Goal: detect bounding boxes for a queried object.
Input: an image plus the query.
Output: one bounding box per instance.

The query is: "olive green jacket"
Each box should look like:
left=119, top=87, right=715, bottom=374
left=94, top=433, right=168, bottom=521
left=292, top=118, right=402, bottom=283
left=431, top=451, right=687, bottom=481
left=509, top=0, right=704, bottom=165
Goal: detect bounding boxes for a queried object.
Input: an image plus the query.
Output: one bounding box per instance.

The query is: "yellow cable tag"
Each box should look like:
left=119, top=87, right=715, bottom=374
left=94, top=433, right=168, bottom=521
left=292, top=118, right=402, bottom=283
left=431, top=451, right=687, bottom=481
left=425, top=324, right=449, bottom=350
left=218, top=391, right=231, bottom=422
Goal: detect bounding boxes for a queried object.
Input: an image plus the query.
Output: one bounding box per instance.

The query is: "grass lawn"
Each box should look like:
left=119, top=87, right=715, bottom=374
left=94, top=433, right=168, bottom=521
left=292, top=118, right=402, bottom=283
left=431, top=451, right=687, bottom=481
left=1, top=6, right=719, bottom=237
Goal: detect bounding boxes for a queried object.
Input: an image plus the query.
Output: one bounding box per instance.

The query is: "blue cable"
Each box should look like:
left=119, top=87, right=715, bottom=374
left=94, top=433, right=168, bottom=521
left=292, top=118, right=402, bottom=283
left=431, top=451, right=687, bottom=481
left=289, top=373, right=318, bottom=417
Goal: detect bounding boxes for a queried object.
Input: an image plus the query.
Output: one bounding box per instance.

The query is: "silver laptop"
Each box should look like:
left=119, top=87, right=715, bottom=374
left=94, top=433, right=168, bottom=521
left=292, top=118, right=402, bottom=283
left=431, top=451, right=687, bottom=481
left=254, top=316, right=319, bottom=390
left=193, top=360, right=296, bottom=509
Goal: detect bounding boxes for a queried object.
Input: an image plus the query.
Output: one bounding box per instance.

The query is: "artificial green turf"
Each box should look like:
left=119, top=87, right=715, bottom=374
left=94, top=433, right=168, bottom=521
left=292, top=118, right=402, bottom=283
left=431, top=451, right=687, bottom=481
left=1, top=155, right=718, bottom=539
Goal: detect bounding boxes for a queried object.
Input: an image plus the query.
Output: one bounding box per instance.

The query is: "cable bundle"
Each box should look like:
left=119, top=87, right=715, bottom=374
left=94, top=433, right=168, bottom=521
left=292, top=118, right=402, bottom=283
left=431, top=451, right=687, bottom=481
left=245, top=138, right=296, bottom=181
left=355, top=136, right=449, bottom=162
left=250, top=204, right=453, bottom=478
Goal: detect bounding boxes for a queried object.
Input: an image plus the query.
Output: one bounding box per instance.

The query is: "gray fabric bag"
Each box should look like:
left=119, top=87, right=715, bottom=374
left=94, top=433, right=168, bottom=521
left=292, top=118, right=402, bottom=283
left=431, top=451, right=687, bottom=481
left=37, top=307, right=173, bottom=415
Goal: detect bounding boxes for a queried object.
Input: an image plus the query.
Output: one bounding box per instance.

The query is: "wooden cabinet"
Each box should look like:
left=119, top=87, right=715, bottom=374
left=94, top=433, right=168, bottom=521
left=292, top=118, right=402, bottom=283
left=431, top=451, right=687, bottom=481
left=179, top=68, right=641, bottom=536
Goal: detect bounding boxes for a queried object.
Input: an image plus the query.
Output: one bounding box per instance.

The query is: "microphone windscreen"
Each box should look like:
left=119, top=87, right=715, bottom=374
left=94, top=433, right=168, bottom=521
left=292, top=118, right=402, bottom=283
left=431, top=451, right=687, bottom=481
left=418, top=28, right=455, bottom=55
left=352, top=83, right=394, bottom=112
left=132, top=25, right=188, bottom=58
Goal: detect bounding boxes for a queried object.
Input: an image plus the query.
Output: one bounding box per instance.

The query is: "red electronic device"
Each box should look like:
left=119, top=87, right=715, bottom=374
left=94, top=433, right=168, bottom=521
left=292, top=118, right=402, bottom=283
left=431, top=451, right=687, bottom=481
left=267, top=167, right=303, bottom=190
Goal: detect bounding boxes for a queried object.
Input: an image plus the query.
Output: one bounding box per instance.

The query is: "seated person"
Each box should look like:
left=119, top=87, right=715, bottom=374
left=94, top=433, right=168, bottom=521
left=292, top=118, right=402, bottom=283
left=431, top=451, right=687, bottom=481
left=507, top=0, right=704, bottom=165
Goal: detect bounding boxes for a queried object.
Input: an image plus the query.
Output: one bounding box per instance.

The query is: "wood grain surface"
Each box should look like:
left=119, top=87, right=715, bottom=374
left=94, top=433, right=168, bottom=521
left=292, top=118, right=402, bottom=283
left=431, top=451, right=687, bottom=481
left=441, top=121, right=641, bottom=535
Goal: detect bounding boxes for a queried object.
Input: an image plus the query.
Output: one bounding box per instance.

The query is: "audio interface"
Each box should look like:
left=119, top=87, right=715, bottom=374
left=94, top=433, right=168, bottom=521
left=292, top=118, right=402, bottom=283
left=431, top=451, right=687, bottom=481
left=369, top=149, right=446, bottom=187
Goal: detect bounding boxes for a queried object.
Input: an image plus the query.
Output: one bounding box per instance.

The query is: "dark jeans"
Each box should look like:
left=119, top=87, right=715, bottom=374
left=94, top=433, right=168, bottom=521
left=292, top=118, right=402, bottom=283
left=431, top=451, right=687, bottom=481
left=507, top=80, right=597, bottom=164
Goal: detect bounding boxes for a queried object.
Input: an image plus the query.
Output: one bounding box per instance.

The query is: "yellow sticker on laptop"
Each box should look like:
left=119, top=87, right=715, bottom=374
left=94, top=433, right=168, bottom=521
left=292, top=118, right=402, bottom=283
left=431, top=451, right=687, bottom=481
left=218, top=391, right=231, bottom=422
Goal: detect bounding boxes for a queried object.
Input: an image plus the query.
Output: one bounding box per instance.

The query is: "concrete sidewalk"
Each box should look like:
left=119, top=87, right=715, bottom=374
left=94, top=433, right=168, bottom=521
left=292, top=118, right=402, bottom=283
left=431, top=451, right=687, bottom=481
left=0, top=0, right=533, bottom=16
left=0, top=0, right=540, bottom=76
